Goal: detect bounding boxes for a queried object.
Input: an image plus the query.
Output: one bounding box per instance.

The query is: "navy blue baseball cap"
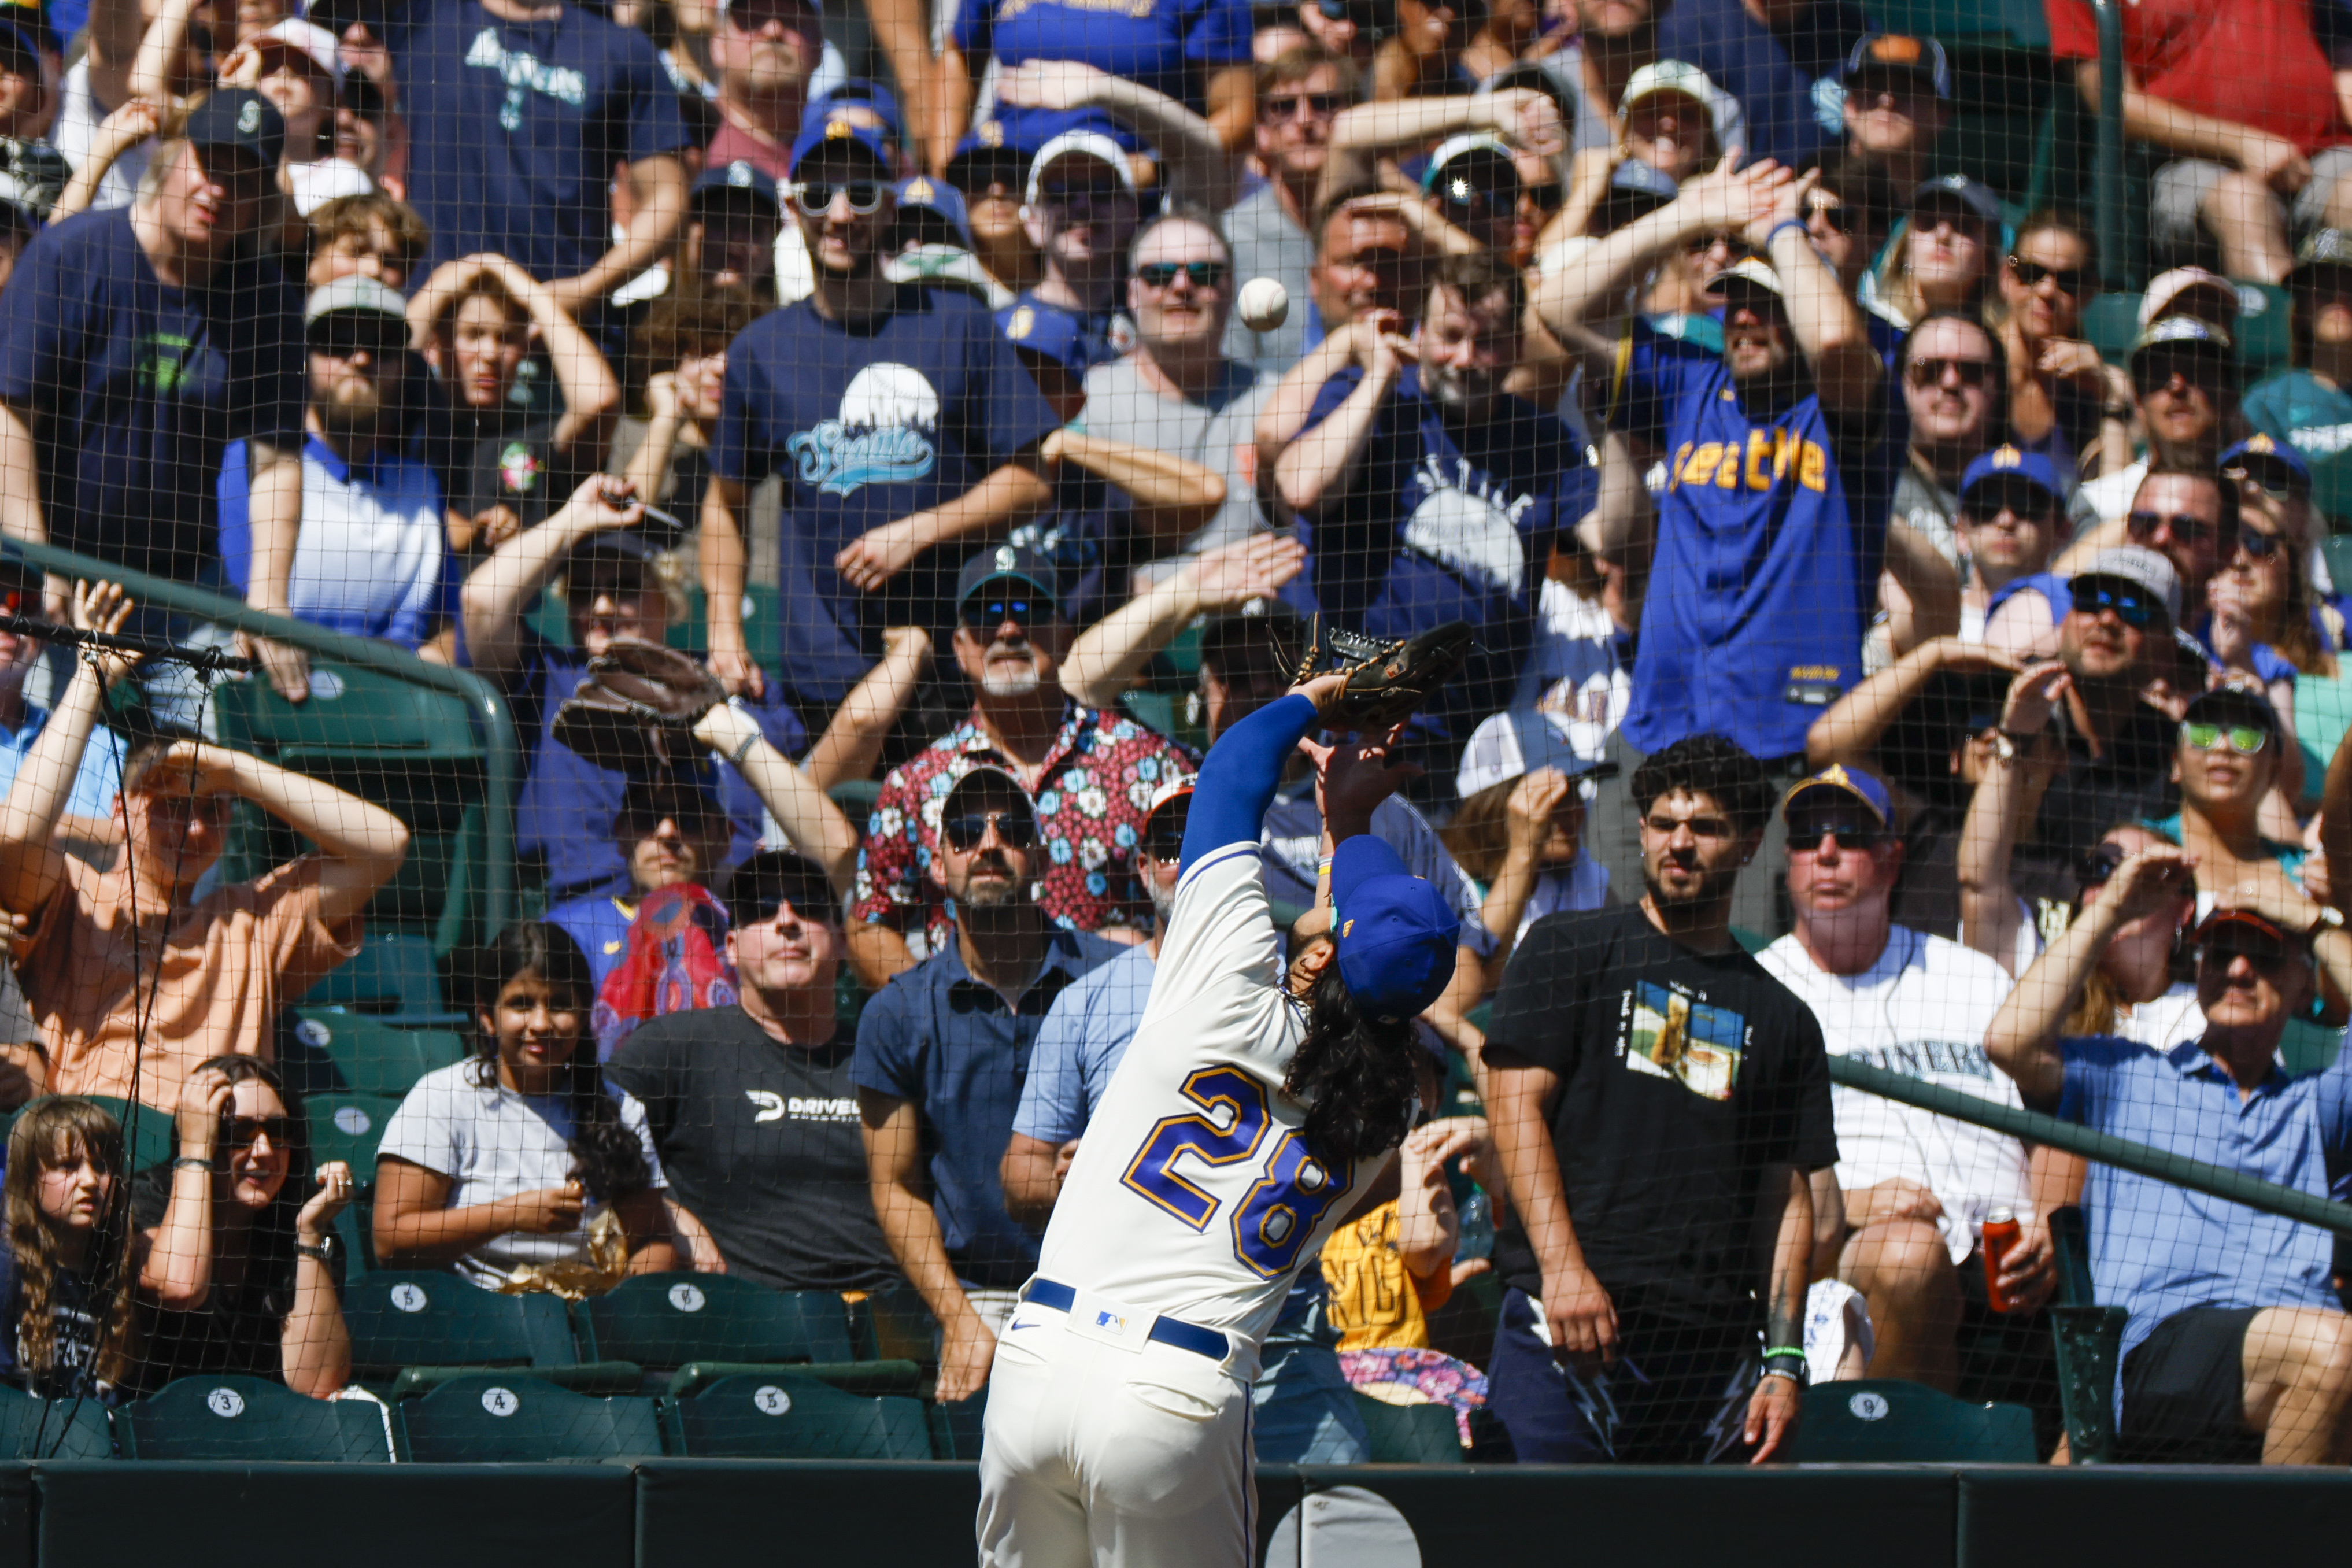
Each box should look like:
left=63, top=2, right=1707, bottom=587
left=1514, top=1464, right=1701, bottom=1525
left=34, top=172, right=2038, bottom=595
left=956, top=542, right=1059, bottom=616
left=1958, top=445, right=2065, bottom=509
left=788, top=112, right=893, bottom=177
left=690, top=158, right=782, bottom=212
left=897, top=173, right=974, bottom=248
left=1781, top=764, right=1894, bottom=830
left=2219, top=432, right=2313, bottom=497
left=184, top=87, right=286, bottom=169
left=1844, top=31, right=1951, bottom=100
left=1330, top=837, right=1459, bottom=1025
left=996, top=298, right=1089, bottom=375
left=804, top=78, right=905, bottom=148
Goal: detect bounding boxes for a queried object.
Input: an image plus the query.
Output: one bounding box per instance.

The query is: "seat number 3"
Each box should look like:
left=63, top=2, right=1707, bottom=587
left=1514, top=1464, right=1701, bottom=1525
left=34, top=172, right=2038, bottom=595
left=1118, top=1067, right=1348, bottom=1278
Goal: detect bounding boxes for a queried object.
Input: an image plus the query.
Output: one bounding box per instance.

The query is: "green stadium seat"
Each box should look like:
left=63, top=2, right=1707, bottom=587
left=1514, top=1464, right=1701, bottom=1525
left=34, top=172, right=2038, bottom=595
left=1118, top=689, right=1179, bottom=741
left=279, top=1011, right=468, bottom=1100
left=1865, top=0, right=2048, bottom=47
left=302, top=933, right=460, bottom=1020
left=1351, top=1391, right=1464, bottom=1463
left=2235, top=283, right=2292, bottom=374
left=0, top=1381, right=113, bottom=1458
left=827, top=778, right=881, bottom=823
left=1785, top=1378, right=2036, bottom=1462
left=2048, top=1204, right=2128, bottom=1463
left=2084, top=294, right=2143, bottom=365
left=2294, top=674, right=2352, bottom=808
left=578, top=1274, right=857, bottom=1371
left=662, top=1359, right=923, bottom=1399
left=213, top=665, right=495, bottom=956
left=396, top=1373, right=665, bottom=1462
left=926, top=1384, right=989, bottom=1461
left=305, top=1092, right=402, bottom=1177
left=114, top=1376, right=393, bottom=1461
left=345, top=1270, right=584, bottom=1383
left=663, top=1372, right=933, bottom=1459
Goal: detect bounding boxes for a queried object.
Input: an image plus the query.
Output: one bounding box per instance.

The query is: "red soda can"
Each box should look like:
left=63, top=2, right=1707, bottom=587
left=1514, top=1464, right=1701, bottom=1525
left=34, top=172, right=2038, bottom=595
left=1980, top=1206, right=2022, bottom=1314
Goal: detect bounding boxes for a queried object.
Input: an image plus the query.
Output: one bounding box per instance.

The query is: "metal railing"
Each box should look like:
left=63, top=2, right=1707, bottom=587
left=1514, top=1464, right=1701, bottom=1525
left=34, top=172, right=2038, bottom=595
left=0, top=539, right=519, bottom=935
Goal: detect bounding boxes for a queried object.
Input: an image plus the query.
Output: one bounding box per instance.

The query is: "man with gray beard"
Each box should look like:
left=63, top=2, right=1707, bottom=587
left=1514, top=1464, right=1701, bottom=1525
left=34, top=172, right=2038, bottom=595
left=1266, top=251, right=1595, bottom=785
left=845, top=543, right=1197, bottom=992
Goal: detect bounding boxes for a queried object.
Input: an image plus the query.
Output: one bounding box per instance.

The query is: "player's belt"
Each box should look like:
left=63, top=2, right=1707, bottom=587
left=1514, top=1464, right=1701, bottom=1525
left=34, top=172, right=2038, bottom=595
left=1020, top=1278, right=1233, bottom=1362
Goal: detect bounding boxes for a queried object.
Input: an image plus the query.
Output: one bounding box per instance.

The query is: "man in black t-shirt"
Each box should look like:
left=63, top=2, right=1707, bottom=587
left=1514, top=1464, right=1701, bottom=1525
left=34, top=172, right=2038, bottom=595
left=1485, top=734, right=1837, bottom=1465
left=605, top=850, right=900, bottom=1293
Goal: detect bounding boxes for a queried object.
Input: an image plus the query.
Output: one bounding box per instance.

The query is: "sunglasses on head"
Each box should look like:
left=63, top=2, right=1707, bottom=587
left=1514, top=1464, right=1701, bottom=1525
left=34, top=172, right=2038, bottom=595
left=1261, top=91, right=1343, bottom=121
left=1904, top=356, right=1991, bottom=388
left=1786, top=815, right=1886, bottom=853
left=2070, top=579, right=2159, bottom=627
left=942, top=810, right=1037, bottom=852
left=219, top=1114, right=290, bottom=1149
left=2127, top=509, right=2228, bottom=548
left=1136, top=260, right=1227, bottom=290
left=788, top=180, right=889, bottom=218
left=2181, top=719, right=2270, bottom=755
left=2007, top=256, right=2089, bottom=295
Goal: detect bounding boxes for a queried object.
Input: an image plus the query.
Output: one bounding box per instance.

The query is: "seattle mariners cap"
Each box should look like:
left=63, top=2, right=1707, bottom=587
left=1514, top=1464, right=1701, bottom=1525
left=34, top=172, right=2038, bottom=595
left=2220, top=432, right=2313, bottom=498
left=1455, top=707, right=1608, bottom=798
left=1780, top=763, right=1892, bottom=831
left=996, top=298, right=1089, bottom=375
left=2129, top=313, right=2233, bottom=368
left=896, top=175, right=974, bottom=248
left=1710, top=256, right=1785, bottom=301
left=1421, top=134, right=1518, bottom=196
left=956, top=542, right=1059, bottom=617
left=1025, top=128, right=1136, bottom=206
left=1844, top=32, right=1951, bottom=99
left=2139, top=266, right=2239, bottom=330
left=2290, top=227, right=2352, bottom=290
left=789, top=112, right=892, bottom=177
left=805, top=79, right=905, bottom=147
left=184, top=88, right=286, bottom=168
left=690, top=158, right=782, bottom=213
left=1958, top=445, right=2065, bottom=509
left=1618, top=60, right=1745, bottom=153
left=1329, top=836, right=1459, bottom=1025
left=2075, top=545, right=2184, bottom=628
left=1912, top=173, right=2002, bottom=227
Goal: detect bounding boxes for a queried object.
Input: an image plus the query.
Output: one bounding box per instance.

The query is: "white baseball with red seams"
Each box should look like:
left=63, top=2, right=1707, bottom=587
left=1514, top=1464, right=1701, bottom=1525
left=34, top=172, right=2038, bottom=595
left=1237, top=276, right=1289, bottom=334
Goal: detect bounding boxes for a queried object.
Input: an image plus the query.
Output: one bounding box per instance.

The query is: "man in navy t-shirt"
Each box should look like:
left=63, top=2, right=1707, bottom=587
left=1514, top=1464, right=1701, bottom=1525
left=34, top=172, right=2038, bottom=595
left=390, top=0, right=691, bottom=317
left=700, top=113, right=1060, bottom=714
left=1274, top=252, right=1593, bottom=772
left=1655, top=0, right=1875, bottom=170
left=0, top=90, right=309, bottom=698
left=1540, top=158, right=1891, bottom=768
left=994, top=125, right=1141, bottom=393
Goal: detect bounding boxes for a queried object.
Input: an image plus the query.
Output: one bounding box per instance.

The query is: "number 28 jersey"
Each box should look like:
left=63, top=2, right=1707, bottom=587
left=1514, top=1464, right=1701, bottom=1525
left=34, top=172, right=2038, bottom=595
left=1033, top=841, right=1378, bottom=1344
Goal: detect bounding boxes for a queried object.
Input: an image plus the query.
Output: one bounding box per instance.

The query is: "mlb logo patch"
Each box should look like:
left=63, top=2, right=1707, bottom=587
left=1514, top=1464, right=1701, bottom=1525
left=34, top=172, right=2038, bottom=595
left=1094, top=1310, right=1126, bottom=1333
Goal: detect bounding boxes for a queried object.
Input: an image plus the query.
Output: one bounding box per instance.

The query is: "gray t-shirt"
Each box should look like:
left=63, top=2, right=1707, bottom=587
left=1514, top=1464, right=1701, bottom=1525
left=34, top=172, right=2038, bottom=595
left=1222, top=182, right=1316, bottom=372
left=1536, top=46, right=1619, bottom=156
left=1081, top=356, right=1272, bottom=557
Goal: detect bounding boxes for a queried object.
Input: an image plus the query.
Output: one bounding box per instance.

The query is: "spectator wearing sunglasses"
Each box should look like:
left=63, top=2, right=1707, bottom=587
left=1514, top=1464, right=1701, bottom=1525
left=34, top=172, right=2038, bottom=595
left=1079, top=212, right=1271, bottom=562
left=2214, top=436, right=2344, bottom=682
left=1654, top=0, right=1871, bottom=170
left=1994, top=210, right=2129, bottom=497
left=854, top=764, right=1125, bottom=1403
left=2069, top=316, right=2246, bottom=532
left=2151, top=687, right=2312, bottom=909
left=995, top=130, right=1141, bottom=388
left=1892, top=315, right=2007, bottom=597
left=700, top=114, right=1059, bottom=709
left=1988, top=877, right=2352, bottom=1465
left=1759, top=765, right=2057, bottom=1408
left=675, top=159, right=786, bottom=302
left=704, top=0, right=830, bottom=183
left=992, top=59, right=1240, bottom=218
left=219, top=278, right=457, bottom=660
left=1867, top=176, right=1999, bottom=332
left=1961, top=448, right=2071, bottom=657
left=1318, top=80, right=1570, bottom=241
left=1837, top=34, right=1946, bottom=197
left=845, top=544, right=1196, bottom=992
left=2247, top=230, right=2352, bottom=525
left=1223, top=46, right=1356, bottom=371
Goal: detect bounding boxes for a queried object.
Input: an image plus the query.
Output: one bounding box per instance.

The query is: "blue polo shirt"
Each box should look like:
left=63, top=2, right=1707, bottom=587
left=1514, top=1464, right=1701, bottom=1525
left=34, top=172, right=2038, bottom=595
left=851, top=927, right=1123, bottom=1288
left=2059, top=1035, right=2352, bottom=1377
left=1011, top=940, right=1158, bottom=1145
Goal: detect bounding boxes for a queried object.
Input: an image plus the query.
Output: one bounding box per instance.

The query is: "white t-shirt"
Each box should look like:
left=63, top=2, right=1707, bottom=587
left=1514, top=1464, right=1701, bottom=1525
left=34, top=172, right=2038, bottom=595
left=1760, top=925, right=2031, bottom=1264
left=53, top=60, right=150, bottom=213
left=378, top=1059, right=664, bottom=1289
left=2114, top=982, right=2204, bottom=1052
left=1519, top=579, right=1628, bottom=764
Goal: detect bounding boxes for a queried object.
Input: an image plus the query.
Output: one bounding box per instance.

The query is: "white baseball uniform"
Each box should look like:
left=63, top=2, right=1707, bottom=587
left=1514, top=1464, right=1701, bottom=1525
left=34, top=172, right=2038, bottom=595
left=977, top=838, right=1383, bottom=1568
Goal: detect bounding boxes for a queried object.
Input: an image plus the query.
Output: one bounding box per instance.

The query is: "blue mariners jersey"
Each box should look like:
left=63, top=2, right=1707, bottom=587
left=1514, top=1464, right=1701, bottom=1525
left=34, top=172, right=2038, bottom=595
left=1614, top=323, right=1892, bottom=760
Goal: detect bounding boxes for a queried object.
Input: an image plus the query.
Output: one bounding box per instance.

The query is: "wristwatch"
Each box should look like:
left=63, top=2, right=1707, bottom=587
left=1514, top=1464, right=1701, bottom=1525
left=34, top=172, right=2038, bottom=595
left=2309, top=905, right=2346, bottom=938
left=295, top=1234, right=341, bottom=1266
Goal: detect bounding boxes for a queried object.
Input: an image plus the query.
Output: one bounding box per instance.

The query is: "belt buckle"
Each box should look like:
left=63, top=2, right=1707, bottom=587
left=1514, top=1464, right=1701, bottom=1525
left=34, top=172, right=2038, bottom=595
left=1064, top=1287, right=1152, bottom=1354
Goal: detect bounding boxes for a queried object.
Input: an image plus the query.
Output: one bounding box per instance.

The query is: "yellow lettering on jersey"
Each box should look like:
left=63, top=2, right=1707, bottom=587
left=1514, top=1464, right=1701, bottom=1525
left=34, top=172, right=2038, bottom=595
left=1799, top=439, right=1828, bottom=492
left=1667, top=442, right=1695, bottom=491
left=1715, top=441, right=1740, bottom=489
left=1683, top=442, right=1722, bottom=486
left=1773, top=428, right=1793, bottom=481
left=1744, top=430, right=1773, bottom=491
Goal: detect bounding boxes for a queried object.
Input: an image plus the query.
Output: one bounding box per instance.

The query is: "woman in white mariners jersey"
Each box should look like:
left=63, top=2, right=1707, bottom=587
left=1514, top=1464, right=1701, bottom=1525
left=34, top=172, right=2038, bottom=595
left=977, top=672, right=1463, bottom=1567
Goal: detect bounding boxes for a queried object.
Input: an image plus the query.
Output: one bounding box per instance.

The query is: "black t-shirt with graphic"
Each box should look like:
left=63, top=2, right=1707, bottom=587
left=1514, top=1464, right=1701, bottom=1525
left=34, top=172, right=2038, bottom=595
left=606, top=1004, right=901, bottom=1293
left=1486, top=903, right=1839, bottom=1326
left=0, top=1243, right=108, bottom=1400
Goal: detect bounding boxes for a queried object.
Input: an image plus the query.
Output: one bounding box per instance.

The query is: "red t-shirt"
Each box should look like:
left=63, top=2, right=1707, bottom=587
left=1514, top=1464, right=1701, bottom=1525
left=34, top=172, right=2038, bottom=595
left=705, top=120, right=792, bottom=182
left=2046, top=0, right=2347, bottom=151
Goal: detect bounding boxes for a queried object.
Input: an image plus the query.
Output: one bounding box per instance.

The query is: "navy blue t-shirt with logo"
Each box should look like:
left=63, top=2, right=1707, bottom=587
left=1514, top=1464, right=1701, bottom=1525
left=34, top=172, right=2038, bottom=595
left=393, top=0, right=691, bottom=284
left=1281, top=367, right=1593, bottom=742
left=1654, top=0, right=1874, bottom=169
left=710, top=284, right=1061, bottom=708
left=1614, top=323, right=1892, bottom=763
left=0, top=207, right=304, bottom=585
left=952, top=0, right=1251, bottom=149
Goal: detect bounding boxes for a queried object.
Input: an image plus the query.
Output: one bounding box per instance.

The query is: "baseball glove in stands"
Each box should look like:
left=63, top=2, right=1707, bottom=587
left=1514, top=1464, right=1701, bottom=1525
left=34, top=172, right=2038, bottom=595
left=550, top=638, right=727, bottom=770
left=1281, top=617, right=1475, bottom=734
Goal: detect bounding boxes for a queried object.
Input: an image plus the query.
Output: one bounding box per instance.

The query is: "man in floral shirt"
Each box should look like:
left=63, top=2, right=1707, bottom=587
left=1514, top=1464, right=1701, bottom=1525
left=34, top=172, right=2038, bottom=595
left=846, top=544, right=1197, bottom=991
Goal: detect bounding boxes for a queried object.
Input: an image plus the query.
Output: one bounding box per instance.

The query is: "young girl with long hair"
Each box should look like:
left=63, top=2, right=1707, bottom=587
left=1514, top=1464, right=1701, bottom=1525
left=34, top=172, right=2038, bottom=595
left=0, top=1098, right=138, bottom=1398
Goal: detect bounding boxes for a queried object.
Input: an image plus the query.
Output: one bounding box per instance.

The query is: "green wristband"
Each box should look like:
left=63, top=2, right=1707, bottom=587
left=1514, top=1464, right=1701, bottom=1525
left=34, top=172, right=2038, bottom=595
left=1762, top=1346, right=1806, bottom=1361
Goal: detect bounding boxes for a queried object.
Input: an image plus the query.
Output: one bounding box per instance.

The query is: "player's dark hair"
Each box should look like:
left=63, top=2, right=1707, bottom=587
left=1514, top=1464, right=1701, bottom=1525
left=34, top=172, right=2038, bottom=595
left=2138, top=461, right=2238, bottom=539
left=1630, top=734, right=1772, bottom=837
left=1284, top=959, right=1419, bottom=1166
left=1423, top=251, right=1524, bottom=329
left=458, top=921, right=652, bottom=1203
left=1900, top=309, right=2009, bottom=431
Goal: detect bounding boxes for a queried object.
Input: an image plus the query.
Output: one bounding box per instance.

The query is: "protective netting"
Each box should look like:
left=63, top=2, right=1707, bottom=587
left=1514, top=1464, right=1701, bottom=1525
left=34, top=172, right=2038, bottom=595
left=0, top=0, right=2332, bottom=1483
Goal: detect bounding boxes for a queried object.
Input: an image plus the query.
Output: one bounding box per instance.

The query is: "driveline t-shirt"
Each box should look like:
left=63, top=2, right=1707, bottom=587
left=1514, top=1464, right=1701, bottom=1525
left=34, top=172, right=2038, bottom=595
left=1613, top=322, right=1892, bottom=763
left=607, top=1007, right=901, bottom=1293
left=710, top=284, right=1060, bottom=707
left=0, top=207, right=305, bottom=583
left=1486, top=904, right=1839, bottom=1325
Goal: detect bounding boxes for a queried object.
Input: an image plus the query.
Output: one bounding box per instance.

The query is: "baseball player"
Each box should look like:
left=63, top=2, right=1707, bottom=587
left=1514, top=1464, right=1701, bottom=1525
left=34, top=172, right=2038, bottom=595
left=977, top=668, right=1464, bottom=1567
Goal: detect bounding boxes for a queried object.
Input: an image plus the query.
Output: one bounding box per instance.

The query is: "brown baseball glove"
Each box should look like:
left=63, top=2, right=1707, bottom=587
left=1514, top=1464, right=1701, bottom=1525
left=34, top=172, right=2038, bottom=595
left=550, top=638, right=728, bottom=771
left=1283, top=617, right=1475, bottom=734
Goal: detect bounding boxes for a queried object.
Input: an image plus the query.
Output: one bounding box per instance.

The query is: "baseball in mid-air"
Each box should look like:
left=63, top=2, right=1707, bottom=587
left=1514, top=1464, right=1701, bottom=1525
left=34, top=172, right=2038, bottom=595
left=1237, top=276, right=1289, bottom=332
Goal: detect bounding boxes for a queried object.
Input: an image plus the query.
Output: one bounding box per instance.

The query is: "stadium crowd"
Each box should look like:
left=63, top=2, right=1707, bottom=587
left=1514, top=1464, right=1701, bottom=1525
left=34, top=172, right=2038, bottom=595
left=0, top=0, right=2338, bottom=1471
